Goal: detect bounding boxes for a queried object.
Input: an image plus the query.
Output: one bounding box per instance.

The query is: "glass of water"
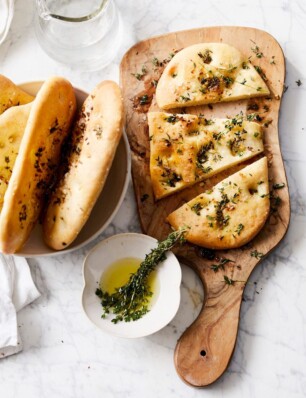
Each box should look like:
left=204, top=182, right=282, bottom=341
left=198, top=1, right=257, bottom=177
left=34, top=0, right=121, bottom=71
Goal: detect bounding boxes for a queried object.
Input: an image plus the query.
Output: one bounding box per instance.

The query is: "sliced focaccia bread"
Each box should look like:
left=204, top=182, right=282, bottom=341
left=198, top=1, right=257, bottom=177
left=0, top=103, right=32, bottom=211
left=0, top=74, right=34, bottom=115
left=156, top=43, right=270, bottom=109
left=0, top=77, right=77, bottom=254
left=149, top=112, right=264, bottom=199
left=167, top=157, right=270, bottom=249
left=43, top=81, right=123, bottom=251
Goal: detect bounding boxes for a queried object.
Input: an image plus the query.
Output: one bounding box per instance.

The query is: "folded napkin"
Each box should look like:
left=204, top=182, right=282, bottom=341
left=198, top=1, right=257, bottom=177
left=0, top=0, right=14, bottom=45
left=0, top=255, right=40, bottom=358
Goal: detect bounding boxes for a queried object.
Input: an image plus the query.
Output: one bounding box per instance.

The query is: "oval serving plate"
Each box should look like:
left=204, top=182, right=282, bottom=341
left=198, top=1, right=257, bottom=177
left=14, top=81, right=130, bottom=257
left=82, top=233, right=182, bottom=338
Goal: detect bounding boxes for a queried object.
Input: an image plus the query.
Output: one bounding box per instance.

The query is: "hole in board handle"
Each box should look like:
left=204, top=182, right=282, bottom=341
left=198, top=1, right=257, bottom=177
left=200, top=350, right=207, bottom=357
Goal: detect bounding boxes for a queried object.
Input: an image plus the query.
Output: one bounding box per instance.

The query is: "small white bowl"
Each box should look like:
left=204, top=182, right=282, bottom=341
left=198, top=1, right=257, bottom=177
left=82, top=233, right=182, bottom=338
left=13, top=81, right=130, bottom=257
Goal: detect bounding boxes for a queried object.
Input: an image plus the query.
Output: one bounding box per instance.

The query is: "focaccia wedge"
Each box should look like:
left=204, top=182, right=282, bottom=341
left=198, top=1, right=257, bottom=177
left=0, top=77, right=77, bottom=254
left=167, top=157, right=270, bottom=249
left=43, top=81, right=123, bottom=251
left=0, top=103, right=32, bottom=211
left=149, top=112, right=264, bottom=199
left=156, top=43, right=270, bottom=109
left=0, top=74, right=34, bottom=115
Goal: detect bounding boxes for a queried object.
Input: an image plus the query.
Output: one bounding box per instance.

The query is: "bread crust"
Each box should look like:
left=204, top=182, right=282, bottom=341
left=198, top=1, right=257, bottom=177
left=0, top=74, right=34, bottom=115
left=0, top=77, right=77, bottom=253
left=43, top=81, right=124, bottom=250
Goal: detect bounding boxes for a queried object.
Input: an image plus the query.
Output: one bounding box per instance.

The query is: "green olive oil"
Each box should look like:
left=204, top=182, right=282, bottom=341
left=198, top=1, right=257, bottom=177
left=100, top=257, right=159, bottom=307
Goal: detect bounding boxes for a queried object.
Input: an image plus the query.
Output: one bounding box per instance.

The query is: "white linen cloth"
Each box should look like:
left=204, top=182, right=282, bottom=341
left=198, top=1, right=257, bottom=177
left=0, top=0, right=14, bottom=45
left=0, top=255, right=40, bottom=358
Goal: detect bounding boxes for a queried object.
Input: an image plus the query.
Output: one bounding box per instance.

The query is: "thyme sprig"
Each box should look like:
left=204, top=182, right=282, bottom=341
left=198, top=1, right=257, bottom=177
left=210, top=257, right=235, bottom=272
left=96, top=228, right=187, bottom=324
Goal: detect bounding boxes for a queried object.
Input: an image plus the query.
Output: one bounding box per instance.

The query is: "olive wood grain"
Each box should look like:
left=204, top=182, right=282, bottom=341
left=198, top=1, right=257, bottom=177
left=120, top=26, right=290, bottom=387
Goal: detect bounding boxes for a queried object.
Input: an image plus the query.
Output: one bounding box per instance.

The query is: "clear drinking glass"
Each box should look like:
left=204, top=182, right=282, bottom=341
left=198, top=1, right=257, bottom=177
left=34, top=0, right=121, bottom=71
left=0, top=0, right=14, bottom=46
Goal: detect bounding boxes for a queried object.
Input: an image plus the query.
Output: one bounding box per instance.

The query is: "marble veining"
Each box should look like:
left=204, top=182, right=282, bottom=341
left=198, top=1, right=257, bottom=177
left=0, top=0, right=306, bottom=397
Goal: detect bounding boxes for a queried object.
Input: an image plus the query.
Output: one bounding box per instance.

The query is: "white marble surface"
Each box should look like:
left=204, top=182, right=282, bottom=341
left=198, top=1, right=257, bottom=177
left=1, top=0, right=306, bottom=397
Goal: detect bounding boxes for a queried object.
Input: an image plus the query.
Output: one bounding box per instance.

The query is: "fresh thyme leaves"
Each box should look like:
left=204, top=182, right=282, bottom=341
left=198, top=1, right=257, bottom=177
left=95, top=228, right=187, bottom=323
left=235, top=223, right=244, bottom=235
left=210, top=258, right=235, bottom=273
left=180, top=93, right=191, bottom=102
left=165, top=115, right=178, bottom=123
left=223, top=276, right=245, bottom=286
left=247, top=113, right=262, bottom=122
left=296, top=79, right=302, bottom=87
left=273, top=182, right=285, bottom=190
left=223, top=76, right=234, bottom=87
left=164, top=172, right=182, bottom=187
left=197, top=141, right=214, bottom=165
left=191, top=202, right=203, bottom=216
left=250, top=249, right=264, bottom=259
left=198, top=49, right=212, bottom=64
left=215, top=193, right=230, bottom=228
left=283, top=85, right=289, bottom=93
left=223, top=275, right=235, bottom=285
left=250, top=40, right=264, bottom=58
left=132, top=64, right=147, bottom=80
left=139, top=95, right=149, bottom=105
left=152, top=56, right=161, bottom=67
left=254, top=65, right=267, bottom=81
left=270, top=56, right=276, bottom=64
left=270, top=191, right=282, bottom=213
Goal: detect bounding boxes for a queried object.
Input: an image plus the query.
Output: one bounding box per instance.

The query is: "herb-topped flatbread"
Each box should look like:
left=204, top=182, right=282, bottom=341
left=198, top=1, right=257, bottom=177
left=0, top=103, right=32, bottom=212
left=0, top=75, right=34, bottom=115
left=149, top=112, right=264, bottom=199
left=0, top=77, right=77, bottom=254
left=43, top=81, right=123, bottom=251
left=156, top=43, right=270, bottom=109
left=167, top=157, right=270, bottom=249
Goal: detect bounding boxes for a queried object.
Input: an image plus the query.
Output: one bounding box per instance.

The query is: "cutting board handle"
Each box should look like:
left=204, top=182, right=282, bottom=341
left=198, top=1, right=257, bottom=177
left=174, top=279, right=244, bottom=387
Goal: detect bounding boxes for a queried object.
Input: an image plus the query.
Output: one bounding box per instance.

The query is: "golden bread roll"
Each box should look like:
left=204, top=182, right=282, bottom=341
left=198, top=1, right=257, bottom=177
left=0, top=103, right=32, bottom=211
left=0, top=74, right=34, bottom=115
left=167, top=157, right=270, bottom=249
left=43, top=80, right=123, bottom=250
left=0, top=77, right=77, bottom=253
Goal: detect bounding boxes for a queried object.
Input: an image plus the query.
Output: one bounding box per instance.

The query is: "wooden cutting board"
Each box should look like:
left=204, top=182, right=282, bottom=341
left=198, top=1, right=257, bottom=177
left=120, top=26, right=290, bottom=387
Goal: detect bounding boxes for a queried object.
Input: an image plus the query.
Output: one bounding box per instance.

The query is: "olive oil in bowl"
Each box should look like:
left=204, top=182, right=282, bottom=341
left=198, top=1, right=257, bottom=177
left=100, top=257, right=159, bottom=307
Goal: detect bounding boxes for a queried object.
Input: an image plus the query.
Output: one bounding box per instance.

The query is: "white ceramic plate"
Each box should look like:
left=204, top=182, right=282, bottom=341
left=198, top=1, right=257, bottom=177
left=13, top=81, right=130, bottom=257
left=82, top=233, right=182, bottom=338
